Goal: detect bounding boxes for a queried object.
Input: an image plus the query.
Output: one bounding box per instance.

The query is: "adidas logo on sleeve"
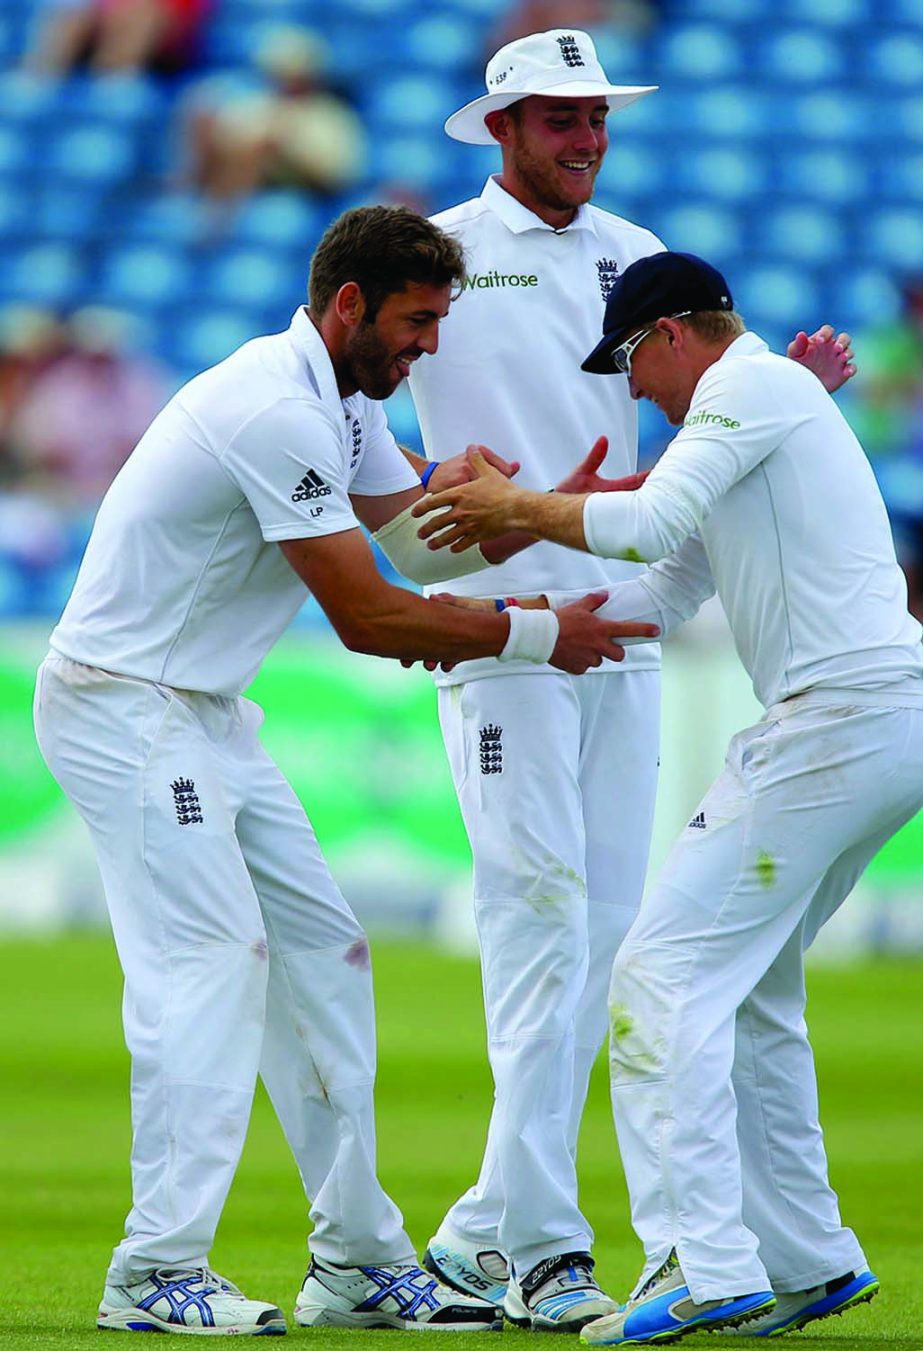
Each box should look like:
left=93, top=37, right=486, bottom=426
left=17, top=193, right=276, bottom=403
left=292, top=469, right=332, bottom=502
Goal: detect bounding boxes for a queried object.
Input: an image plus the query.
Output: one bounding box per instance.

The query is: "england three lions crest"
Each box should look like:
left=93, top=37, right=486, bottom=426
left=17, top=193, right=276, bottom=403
left=596, top=257, right=619, bottom=301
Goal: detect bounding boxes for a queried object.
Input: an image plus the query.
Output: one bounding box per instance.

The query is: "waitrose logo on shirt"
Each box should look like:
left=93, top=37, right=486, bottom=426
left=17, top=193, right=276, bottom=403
left=684, top=409, right=741, bottom=429
left=463, top=270, right=539, bottom=290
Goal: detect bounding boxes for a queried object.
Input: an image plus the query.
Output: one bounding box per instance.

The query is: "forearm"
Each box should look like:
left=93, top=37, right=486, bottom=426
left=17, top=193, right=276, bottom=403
left=498, top=486, right=590, bottom=550
left=481, top=528, right=537, bottom=564
left=334, top=584, right=508, bottom=661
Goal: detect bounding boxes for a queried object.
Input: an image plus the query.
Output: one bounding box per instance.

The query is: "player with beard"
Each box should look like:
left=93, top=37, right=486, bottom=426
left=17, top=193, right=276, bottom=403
left=34, top=205, right=654, bottom=1337
left=407, top=28, right=856, bottom=1334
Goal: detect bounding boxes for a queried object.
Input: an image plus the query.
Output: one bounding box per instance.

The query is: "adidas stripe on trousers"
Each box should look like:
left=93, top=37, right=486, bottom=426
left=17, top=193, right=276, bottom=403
left=34, top=655, right=415, bottom=1285
left=609, top=694, right=923, bottom=1303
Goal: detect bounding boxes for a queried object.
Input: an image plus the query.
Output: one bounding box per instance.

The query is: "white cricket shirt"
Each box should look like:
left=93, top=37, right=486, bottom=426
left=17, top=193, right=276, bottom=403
left=584, top=332, right=923, bottom=709
left=51, top=307, right=418, bottom=695
left=408, top=175, right=665, bottom=684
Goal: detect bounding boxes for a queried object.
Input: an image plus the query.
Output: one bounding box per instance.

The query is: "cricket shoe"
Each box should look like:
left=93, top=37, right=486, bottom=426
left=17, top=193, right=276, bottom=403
left=422, top=1221, right=509, bottom=1305
left=579, top=1251, right=775, bottom=1345
left=293, top=1254, right=503, bottom=1330
left=718, top=1269, right=879, bottom=1336
left=97, top=1266, right=286, bottom=1335
left=504, top=1251, right=619, bottom=1332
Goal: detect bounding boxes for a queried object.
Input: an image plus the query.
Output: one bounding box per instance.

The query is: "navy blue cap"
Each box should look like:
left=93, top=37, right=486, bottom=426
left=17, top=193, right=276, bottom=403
left=582, top=251, right=733, bottom=374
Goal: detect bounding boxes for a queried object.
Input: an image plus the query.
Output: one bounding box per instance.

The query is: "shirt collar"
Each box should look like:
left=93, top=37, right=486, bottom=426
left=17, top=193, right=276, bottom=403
left=288, top=305, right=343, bottom=412
left=720, top=331, right=768, bottom=360
left=481, top=175, right=599, bottom=238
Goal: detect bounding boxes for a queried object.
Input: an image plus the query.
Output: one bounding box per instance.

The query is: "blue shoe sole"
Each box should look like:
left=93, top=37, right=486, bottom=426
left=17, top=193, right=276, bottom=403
left=612, top=1291, right=777, bottom=1345
left=763, top=1271, right=880, bottom=1337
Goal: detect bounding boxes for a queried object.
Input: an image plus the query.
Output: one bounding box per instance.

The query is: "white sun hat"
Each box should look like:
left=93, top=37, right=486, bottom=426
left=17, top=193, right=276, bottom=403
left=445, top=29, right=657, bottom=146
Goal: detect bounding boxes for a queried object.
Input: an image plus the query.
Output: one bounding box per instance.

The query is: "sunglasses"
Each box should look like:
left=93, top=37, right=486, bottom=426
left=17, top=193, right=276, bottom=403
left=609, top=311, right=692, bottom=375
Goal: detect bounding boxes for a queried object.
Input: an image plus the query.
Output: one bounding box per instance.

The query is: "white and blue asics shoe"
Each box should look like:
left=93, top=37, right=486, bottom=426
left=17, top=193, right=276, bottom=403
left=294, top=1255, right=503, bottom=1330
left=423, top=1222, right=509, bottom=1305
left=97, top=1267, right=286, bottom=1335
left=504, top=1251, right=619, bottom=1332
left=580, top=1252, right=775, bottom=1345
left=720, top=1269, right=879, bottom=1336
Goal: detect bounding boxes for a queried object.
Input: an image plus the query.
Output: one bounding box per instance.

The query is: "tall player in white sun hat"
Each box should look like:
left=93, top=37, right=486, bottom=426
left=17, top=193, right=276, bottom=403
left=412, top=249, right=922, bottom=1344
left=408, top=27, right=858, bottom=1335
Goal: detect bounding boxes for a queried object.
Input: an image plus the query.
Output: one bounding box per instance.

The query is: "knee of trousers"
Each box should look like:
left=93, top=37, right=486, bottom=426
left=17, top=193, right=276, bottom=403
left=608, top=942, right=686, bottom=1086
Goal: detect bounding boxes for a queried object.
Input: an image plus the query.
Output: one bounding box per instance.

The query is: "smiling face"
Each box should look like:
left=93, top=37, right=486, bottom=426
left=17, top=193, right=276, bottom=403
left=489, top=95, right=609, bottom=228
left=341, top=280, right=451, bottom=400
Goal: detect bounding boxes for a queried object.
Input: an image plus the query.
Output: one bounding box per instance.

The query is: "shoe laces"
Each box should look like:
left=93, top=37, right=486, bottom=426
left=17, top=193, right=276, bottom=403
left=636, top=1250, right=680, bottom=1301
left=152, top=1267, right=242, bottom=1297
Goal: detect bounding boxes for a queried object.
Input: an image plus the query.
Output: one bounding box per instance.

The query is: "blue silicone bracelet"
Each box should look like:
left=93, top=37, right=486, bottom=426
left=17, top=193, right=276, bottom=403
left=420, top=461, right=438, bottom=489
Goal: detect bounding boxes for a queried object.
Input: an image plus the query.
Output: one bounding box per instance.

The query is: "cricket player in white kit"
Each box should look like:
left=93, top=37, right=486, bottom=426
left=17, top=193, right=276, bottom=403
left=409, top=28, right=857, bottom=1332
left=415, top=250, right=923, bottom=1344
left=32, top=206, right=648, bottom=1338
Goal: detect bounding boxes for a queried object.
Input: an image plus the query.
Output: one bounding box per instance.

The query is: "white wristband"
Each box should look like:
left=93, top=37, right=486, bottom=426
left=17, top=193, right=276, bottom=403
left=498, top=606, right=560, bottom=664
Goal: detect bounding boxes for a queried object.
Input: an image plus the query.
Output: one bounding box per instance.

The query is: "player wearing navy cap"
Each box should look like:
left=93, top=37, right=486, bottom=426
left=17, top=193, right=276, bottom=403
left=414, top=249, right=922, bottom=1343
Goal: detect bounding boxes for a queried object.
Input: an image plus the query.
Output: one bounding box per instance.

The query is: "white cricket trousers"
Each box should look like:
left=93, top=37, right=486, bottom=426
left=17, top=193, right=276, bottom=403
left=609, top=694, right=923, bottom=1303
left=33, top=656, right=414, bottom=1285
left=437, top=669, right=660, bottom=1275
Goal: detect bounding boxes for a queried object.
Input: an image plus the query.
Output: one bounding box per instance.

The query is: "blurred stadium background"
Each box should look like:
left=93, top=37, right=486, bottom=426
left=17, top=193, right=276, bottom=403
left=1, top=0, right=922, bottom=950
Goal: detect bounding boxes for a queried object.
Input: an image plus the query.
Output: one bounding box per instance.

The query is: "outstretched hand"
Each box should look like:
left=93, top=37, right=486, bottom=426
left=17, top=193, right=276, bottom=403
left=412, top=446, right=520, bottom=551
left=787, top=325, right=856, bottom=393
left=555, top=436, right=649, bottom=495
left=551, top=591, right=660, bottom=674
left=425, top=444, right=520, bottom=494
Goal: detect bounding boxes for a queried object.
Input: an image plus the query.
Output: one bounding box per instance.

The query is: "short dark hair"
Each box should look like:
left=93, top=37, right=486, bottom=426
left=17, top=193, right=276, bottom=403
left=308, top=206, right=466, bottom=321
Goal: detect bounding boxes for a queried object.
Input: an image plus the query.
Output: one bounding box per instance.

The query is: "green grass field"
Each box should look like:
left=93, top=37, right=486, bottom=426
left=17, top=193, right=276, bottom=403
left=2, top=936, right=922, bottom=1349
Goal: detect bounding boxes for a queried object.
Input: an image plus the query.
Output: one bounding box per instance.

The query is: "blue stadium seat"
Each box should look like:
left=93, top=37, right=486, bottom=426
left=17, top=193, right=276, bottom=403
left=876, top=152, right=923, bottom=204
left=598, top=144, right=666, bottom=200
left=665, top=0, right=767, bottom=23
left=201, top=249, right=297, bottom=310
left=60, top=74, right=167, bottom=128
left=865, top=208, right=923, bottom=270
left=683, top=87, right=769, bottom=140
left=0, top=124, right=30, bottom=176
left=864, top=30, right=923, bottom=87
left=825, top=267, right=902, bottom=329
left=758, top=28, right=845, bottom=84
left=774, top=148, right=870, bottom=205
left=0, top=71, right=58, bottom=128
left=656, top=24, right=744, bottom=81
left=33, top=186, right=101, bottom=243
left=368, top=135, right=451, bottom=194
left=775, top=0, right=870, bottom=22
left=169, top=308, right=258, bottom=376
left=785, top=89, right=874, bottom=141
left=119, top=194, right=208, bottom=248
left=733, top=263, right=821, bottom=327
left=231, top=192, right=324, bottom=251
left=880, top=0, right=923, bottom=19
left=891, top=94, right=923, bottom=140
left=363, top=74, right=450, bottom=132
left=672, top=147, right=769, bottom=203
left=649, top=202, right=744, bottom=259
left=0, top=242, right=85, bottom=307
left=757, top=204, right=846, bottom=265
left=45, top=124, right=137, bottom=186
left=0, top=181, right=29, bottom=238
left=404, top=14, right=479, bottom=69
left=97, top=244, right=193, bottom=309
